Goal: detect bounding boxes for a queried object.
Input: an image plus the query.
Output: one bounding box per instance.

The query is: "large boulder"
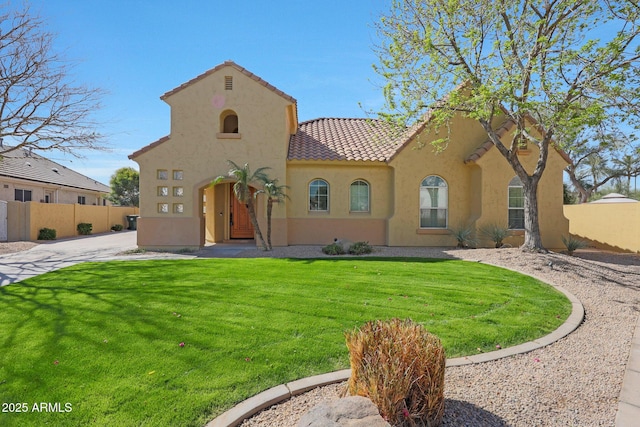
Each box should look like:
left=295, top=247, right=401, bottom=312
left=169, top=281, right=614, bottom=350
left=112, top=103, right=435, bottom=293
left=297, top=396, right=390, bottom=427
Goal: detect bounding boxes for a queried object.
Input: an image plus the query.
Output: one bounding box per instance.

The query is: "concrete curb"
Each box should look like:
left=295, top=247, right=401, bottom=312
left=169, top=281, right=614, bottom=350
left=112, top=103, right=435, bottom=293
left=615, top=314, right=640, bottom=427
left=205, top=370, right=351, bottom=427
left=206, top=284, right=584, bottom=427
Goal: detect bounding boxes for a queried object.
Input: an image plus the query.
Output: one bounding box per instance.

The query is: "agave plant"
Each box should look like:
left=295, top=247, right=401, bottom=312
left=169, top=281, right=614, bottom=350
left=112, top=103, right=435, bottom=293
left=480, top=223, right=511, bottom=248
left=561, top=235, right=588, bottom=256
left=450, top=226, right=476, bottom=248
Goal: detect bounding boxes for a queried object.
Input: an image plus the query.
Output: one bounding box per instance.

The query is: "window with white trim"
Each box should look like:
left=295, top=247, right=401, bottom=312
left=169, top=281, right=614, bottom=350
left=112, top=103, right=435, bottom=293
left=508, top=176, right=525, bottom=229
left=419, top=176, right=448, bottom=228
left=309, top=179, right=329, bottom=211
left=350, top=180, right=370, bottom=212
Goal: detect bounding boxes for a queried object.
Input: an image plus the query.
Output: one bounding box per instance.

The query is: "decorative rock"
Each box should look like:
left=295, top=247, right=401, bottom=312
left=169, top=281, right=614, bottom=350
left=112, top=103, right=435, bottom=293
left=297, top=396, right=390, bottom=427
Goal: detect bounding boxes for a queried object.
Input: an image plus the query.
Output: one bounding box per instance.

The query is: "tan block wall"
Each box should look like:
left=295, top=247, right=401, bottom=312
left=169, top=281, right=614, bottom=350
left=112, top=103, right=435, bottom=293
left=7, top=201, right=138, bottom=241
left=564, top=203, right=640, bottom=253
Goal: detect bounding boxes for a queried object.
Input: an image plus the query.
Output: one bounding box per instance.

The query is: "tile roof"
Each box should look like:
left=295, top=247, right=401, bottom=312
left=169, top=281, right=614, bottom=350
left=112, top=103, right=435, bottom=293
left=129, top=135, right=170, bottom=160
left=464, top=119, right=515, bottom=164
left=0, top=147, right=110, bottom=193
left=288, top=118, right=402, bottom=162
left=161, top=61, right=297, bottom=104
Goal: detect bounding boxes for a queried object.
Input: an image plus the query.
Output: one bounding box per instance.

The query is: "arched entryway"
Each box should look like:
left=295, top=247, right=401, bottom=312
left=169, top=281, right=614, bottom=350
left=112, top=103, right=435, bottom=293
left=229, top=183, right=254, bottom=239
left=201, top=180, right=257, bottom=244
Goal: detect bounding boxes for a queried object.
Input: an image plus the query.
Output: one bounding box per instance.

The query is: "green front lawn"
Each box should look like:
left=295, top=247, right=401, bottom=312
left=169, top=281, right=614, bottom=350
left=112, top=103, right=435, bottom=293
left=0, top=257, right=570, bottom=426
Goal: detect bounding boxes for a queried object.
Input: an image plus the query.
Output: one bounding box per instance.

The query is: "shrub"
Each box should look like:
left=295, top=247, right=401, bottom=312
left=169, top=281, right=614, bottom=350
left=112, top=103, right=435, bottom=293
left=562, top=235, right=588, bottom=256
left=345, top=318, right=446, bottom=426
left=77, top=223, right=93, bottom=235
left=37, top=228, right=56, bottom=240
left=480, top=223, right=511, bottom=248
left=111, top=224, right=124, bottom=231
left=450, top=226, right=476, bottom=248
left=348, top=241, right=373, bottom=255
left=322, top=242, right=345, bottom=255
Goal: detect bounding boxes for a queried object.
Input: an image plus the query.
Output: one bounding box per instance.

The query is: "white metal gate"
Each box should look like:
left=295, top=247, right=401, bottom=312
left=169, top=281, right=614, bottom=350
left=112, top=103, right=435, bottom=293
left=0, top=201, right=7, bottom=241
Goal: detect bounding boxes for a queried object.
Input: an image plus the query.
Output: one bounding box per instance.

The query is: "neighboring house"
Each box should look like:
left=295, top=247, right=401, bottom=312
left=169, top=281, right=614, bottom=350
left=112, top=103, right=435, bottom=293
left=129, top=61, right=569, bottom=250
left=0, top=146, right=111, bottom=205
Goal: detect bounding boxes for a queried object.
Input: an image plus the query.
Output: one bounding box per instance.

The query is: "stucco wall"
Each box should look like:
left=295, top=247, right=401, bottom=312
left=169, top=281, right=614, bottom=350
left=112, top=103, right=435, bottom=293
left=388, top=115, right=486, bottom=247
left=474, top=148, right=569, bottom=250
left=564, top=203, right=640, bottom=253
left=285, top=161, right=392, bottom=245
left=7, top=201, right=138, bottom=241
left=0, top=177, right=108, bottom=205
left=133, top=64, right=293, bottom=249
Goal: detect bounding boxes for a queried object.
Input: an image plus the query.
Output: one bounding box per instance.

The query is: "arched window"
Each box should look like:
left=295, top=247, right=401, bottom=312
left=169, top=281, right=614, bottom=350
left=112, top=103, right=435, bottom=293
left=309, top=179, right=329, bottom=211
left=220, top=110, right=239, bottom=133
left=508, top=176, right=525, bottom=229
left=420, top=176, right=447, bottom=228
left=350, top=180, right=370, bottom=212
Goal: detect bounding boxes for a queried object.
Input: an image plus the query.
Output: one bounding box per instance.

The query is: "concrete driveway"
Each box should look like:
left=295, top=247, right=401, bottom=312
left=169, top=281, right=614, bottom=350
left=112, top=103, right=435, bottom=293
left=0, top=232, right=261, bottom=286
left=0, top=231, right=149, bottom=286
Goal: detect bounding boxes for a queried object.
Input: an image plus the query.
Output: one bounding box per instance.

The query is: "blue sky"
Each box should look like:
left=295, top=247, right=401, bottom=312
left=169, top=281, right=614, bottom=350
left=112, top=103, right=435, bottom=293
left=24, top=0, right=389, bottom=185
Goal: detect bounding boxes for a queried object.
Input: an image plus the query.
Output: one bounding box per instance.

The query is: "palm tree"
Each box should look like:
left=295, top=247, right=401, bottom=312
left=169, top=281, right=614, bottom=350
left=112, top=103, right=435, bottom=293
left=611, top=153, right=640, bottom=195
left=213, top=161, right=270, bottom=250
left=257, top=178, right=289, bottom=250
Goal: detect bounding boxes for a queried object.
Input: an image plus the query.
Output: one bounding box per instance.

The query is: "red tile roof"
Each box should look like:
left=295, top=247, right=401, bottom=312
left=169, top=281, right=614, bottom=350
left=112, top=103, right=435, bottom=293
left=128, top=135, right=169, bottom=160
left=288, top=118, right=402, bottom=162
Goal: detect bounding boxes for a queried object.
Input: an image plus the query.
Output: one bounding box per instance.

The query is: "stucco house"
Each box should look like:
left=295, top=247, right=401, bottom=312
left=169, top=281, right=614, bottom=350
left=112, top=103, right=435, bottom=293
left=0, top=146, right=111, bottom=205
left=129, top=61, right=569, bottom=250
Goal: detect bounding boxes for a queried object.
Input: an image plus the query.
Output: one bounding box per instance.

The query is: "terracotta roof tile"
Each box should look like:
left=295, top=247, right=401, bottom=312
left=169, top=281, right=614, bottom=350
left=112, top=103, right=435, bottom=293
left=288, top=118, right=402, bottom=162
left=129, top=135, right=170, bottom=160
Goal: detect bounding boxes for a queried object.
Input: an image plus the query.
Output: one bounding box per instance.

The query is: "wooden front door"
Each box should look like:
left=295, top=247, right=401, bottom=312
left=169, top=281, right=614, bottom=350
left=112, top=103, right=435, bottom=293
left=230, top=184, right=255, bottom=239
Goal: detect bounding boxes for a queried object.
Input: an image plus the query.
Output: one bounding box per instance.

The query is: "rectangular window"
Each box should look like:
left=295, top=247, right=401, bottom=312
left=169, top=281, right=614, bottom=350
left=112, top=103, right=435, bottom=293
left=157, top=169, right=168, bottom=180
left=157, top=186, right=169, bottom=197
left=173, top=203, right=184, bottom=214
left=508, top=187, right=525, bottom=229
left=14, top=189, right=32, bottom=202
left=173, top=187, right=184, bottom=197
left=158, top=203, right=169, bottom=214
left=173, top=170, right=183, bottom=180
left=77, top=196, right=86, bottom=205
left=420, top=187, right=447, bottom=228
left=225, top=76, right=233, bottom=90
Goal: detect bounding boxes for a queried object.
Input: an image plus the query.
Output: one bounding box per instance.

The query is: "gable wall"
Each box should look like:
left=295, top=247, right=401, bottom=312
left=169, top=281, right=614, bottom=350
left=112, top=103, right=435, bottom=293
left=475, top=141, right=568, bottom=250
left=387, top=115, right=489, bottom=246
left=133, top=66, right=294, bottom=248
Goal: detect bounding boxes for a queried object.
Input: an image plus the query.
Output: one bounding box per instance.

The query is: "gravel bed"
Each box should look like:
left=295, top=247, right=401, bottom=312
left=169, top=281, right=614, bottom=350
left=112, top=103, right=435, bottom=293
left=235, top=246, right=640, bottom=427
left=0, top=241, right=38, bottom=255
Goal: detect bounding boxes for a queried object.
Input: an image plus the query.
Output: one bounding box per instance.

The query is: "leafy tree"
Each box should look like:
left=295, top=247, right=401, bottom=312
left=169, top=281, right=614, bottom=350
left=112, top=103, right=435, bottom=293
left=564, top=128, right=640, bottom=202
left=374, top=0, right=640, bottom=251
left=109, top=167, right=139, bottom=206
left=0, top=5, right=105, bottom=158
left=214, top=161, right=269, bottom=251
left=257, top=178, right=289, bottom=250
